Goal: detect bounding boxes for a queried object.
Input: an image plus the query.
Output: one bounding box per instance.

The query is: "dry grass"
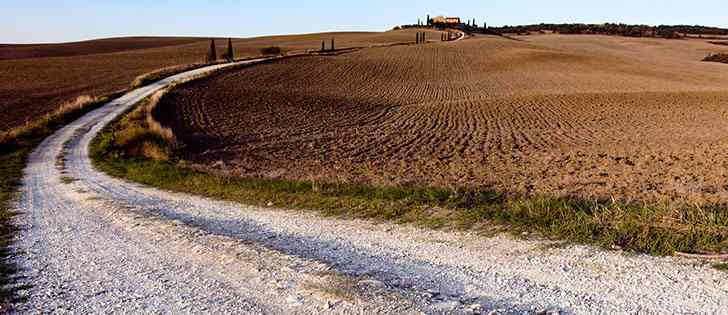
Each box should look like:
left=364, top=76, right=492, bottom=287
left=0, top=95, right=111, bottom=147
left=130, top=63, right=207, bottom=89
left=109, top=88, right=176, bottom=161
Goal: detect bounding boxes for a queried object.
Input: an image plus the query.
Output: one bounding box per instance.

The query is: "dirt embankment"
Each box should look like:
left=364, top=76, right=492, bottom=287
left=156, top=35, right=728, bottom=204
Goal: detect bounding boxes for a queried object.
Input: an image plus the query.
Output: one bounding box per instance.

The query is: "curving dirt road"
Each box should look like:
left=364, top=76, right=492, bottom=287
left=10, top=59, right=728, bottom=314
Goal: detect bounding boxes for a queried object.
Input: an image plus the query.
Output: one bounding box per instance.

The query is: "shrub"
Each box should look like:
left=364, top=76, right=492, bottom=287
left=221, top=38, right=234, bottom=62
left=261, top=46, right=281, bottom=55
left=703, top=53, right=728, bottom=64
left=206, top=39, right=217, bottom=63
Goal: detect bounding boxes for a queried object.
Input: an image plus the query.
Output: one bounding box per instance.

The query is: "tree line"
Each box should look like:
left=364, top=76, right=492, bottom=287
left=491, top=23, right=728, bottom=38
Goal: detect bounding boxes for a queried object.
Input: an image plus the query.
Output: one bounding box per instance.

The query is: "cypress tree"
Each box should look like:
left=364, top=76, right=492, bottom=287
left=206, top=39, right=217, bottom=63
left=427, top=14, right=430, bottom=25
left=330, top=38, right=335, bottom=51
left=224, top=38, right=234, bottom=62
left=321, top=40, right=325, bottom=51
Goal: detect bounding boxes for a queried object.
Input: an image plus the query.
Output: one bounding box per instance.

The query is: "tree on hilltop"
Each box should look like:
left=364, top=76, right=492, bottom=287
left=206, top=39, right=217, bottom=63
left=222, top=38, right=234, bottom=62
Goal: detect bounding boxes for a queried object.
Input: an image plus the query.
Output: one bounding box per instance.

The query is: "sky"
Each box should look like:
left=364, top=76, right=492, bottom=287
left=2, top=0, right=727, bottom=44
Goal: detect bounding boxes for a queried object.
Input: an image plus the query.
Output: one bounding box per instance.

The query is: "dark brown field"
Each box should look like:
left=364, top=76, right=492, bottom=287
left=156, top=34, right=728, bottom=204
left=0, top=29, right=437, bottom=131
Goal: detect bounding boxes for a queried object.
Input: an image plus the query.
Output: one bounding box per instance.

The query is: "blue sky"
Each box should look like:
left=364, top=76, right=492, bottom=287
left=2, top=0, right=727, bottom=43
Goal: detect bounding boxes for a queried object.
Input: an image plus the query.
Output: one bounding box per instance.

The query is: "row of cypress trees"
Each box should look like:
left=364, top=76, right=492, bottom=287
left=206, top=36, right=342, bottom=62
left=415, top=32, right=427, bottom=44
left=206, top=38, right=235, bottom=64
left=320, top=38, right=335, bottom=51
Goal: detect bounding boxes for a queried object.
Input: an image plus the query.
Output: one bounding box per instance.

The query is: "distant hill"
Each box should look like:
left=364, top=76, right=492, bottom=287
left=0, top=29, right=437, bottom=131
left=0, top=37, right=207, bottom=60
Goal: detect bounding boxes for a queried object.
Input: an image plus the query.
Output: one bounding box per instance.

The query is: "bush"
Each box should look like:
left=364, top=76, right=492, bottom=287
left=703, top=53, right=728, bottom=64
left=260, top=46, right=281, bottom=55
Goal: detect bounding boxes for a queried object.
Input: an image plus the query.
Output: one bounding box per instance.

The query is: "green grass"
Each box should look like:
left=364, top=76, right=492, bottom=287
left=0, top=147, right=30, bottom=303
left=713, top=263, right=728, bottom=272
left=59, top=176, right=77, bottom=184
left=91, top=114, right=728, bottom=258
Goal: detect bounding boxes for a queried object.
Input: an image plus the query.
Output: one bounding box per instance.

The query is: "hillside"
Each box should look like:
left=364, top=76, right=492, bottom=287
left=0, top=29, right=435, bottom=131
left=155, top=34, right=728, bottom=203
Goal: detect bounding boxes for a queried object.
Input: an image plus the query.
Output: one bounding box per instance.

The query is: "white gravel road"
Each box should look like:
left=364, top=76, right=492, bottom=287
left=9, top=58, right=728, bottom=314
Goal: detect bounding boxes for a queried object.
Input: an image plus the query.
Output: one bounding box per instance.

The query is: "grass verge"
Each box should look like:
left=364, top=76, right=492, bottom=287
left=91, top=97, right=728, bottom=257
left=130, top=63, right=209, bottom=89
left=130, top=56, right=292, bottom=89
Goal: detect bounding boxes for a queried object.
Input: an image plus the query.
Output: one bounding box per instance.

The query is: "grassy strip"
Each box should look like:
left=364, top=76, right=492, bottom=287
left=130, top=63, right=210, bottom=89
left=0, top=93, right=122, bottom=305
left=130, top=56, right=290, bottom=89
left=91, top=109, right=728, bottom=258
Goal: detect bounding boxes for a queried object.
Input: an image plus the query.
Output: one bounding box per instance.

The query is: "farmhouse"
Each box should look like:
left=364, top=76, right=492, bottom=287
left=432, top=16, right=461, bottom=25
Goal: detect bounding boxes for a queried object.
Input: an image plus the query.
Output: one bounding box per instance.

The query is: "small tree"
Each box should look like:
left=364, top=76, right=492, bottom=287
left=206, top=39, right=217, bottom=63
left=427, top=14, right=430, bottom=26
left=330, top=38, right=335, bottom=51
left=321, top=40, right=325, bottom=51
left=261, top=46, right=281, bottom=55
left=221, top=38, right=234, bottom=62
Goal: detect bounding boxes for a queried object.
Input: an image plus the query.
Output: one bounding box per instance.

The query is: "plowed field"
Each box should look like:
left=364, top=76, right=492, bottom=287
left=0, top=29, right=435, bottom=131
left=156, top=35, right=728, bottom=203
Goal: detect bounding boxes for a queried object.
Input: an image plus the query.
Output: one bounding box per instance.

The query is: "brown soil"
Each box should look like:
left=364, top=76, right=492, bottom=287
left=156, top=34, right=728, bottom=204
left=0, top=29, right=436, bottom=131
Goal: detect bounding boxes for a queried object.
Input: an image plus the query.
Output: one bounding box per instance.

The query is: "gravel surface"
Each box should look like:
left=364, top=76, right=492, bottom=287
left=9, top=58, right=728, bottom=314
